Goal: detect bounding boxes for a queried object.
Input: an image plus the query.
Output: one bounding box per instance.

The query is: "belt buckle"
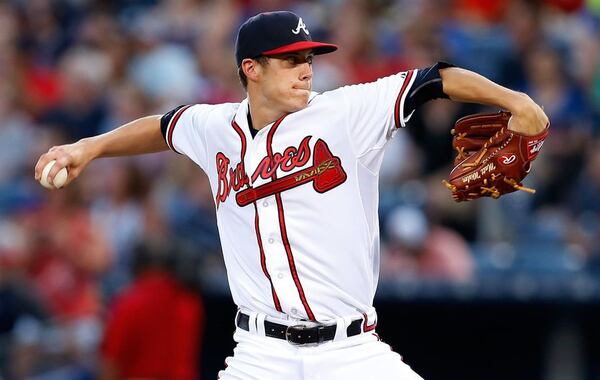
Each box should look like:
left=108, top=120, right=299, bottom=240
left=285, top=324, right=319, bottom=346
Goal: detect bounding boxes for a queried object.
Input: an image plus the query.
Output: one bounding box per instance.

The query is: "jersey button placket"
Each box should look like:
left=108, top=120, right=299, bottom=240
left=256, top=197, right=289, bottom=309
left=252, top=132, right=306, bottom=319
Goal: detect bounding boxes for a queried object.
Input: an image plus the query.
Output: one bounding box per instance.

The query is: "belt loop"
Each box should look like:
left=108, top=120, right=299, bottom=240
left=248, top=311, right=258, bottom=334
left=234, top=309, right=242, bottom=329
left=256, top=313, right=266, bottom=336
left=368, top=309, right=378, bottom=326
left=363, top=310, right=378, bottom=332
left=333, top=317, right=347, bottom=341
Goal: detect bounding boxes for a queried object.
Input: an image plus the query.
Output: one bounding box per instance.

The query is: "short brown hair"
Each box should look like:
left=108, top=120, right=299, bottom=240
left=238, top=56, right=270, bottom=90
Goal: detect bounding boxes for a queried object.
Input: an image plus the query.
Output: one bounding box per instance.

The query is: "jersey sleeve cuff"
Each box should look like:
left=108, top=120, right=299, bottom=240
left=437, top=61, right=456, bottom=70
left=161, top=105, right=193, bottom=154
left=393, top=69, right=418, bottom=128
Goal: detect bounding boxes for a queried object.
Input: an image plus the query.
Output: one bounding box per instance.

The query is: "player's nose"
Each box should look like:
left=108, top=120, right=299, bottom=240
left=299, top=62, right=312, bottom=82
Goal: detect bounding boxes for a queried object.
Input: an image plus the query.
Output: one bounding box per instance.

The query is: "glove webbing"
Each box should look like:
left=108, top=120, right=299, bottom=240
left=452, top=130, right=468, bottom=161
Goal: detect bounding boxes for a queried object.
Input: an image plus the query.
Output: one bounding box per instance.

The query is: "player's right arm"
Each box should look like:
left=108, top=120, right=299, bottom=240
left=34, top=115, right=166, bottom=188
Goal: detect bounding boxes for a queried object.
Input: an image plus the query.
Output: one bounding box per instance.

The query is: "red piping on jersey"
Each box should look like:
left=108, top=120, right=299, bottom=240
left=267, top=115, right=317, bottom=321
left=231, top=120, right=282, bottom=312
left=253, top=202, right=282, bottom=311
left=393, top=70, right=415, bottom=129
left=167, top=104, right=193, bottom=152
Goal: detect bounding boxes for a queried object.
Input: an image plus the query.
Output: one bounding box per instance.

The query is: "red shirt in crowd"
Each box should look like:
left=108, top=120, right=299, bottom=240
left=101, top=271, right=204, bottom=380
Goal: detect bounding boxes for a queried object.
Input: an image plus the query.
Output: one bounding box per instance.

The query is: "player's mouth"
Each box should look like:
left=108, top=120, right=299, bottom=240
left=293, top=87, right=311, bottom=94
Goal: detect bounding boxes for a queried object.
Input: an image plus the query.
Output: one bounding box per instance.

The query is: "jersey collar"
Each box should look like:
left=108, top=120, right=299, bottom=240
left=233, top=98, right=251, bottom=134
left=233, top=92, right=319, bottom=136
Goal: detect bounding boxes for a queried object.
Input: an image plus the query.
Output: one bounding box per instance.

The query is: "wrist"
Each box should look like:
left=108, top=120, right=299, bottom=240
left=505, top=94, right=549, bottom=136
left=504, top=92, right=534, bottom=116
left=78, top=137, right=102, bottom=161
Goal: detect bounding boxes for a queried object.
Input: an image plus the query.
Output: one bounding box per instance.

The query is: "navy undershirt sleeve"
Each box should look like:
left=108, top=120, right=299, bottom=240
left=160, top=105, right=187, bottom=141
left=403, top=61, right=455, bottom=116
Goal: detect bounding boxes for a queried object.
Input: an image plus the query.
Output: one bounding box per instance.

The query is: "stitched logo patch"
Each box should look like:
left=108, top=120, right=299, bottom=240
left=528, top=140, right=545, bottom=159
left=292, top=18, right=309, bottom=35
left=499, top=154, right=517, bottom=165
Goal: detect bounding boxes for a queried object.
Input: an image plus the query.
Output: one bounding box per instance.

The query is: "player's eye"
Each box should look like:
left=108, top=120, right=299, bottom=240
left=286, top=56, right=297, bottom=65
left=284, top=55, right=313, bottom=65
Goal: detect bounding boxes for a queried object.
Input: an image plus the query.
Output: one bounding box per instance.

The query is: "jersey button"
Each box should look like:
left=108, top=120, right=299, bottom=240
left=263, top=201, right=269, bottom=207
left=291, top=308, right=298, bottom=315
left=268, top=238, right=274, bottom=244
left=277, top=273, right=284, bottom=279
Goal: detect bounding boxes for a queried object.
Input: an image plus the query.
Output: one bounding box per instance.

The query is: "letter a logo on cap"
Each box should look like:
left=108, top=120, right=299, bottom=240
left=292, top=18, right=309, bottom=35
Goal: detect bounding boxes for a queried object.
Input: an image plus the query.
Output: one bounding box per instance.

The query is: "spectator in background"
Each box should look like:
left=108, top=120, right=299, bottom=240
left=0, top=265, right=46, bottom=380
left=165, top=161, right=221, bottom=256
left=12, top=178, right=111, bottom=379
left=100, top=82, right=150, bottom=135
left=381, top=205, right=474, bottom=283
left=443, top=0, right=513, bottom=83
left=524, top=45, right=592, bottom=134
left=523, top=44, right=593, bottom=208
left=194, top=0, right=245, bottom=104
left=566, top=139, right=600, bottom=270
left=91, top=161, right=151, bottom=299
left=330, top=1, right=406, bottom=85
left=127, top=3, right=203, bottom=108
left=404, top=100, right=466, bottom=175
left=100, top=240, right=204, bottom=380
left=0, top=82, right=38, bottom=213
left=30, top=183, right=109, bottom=306
left=40, top=46, right=112, bottom=141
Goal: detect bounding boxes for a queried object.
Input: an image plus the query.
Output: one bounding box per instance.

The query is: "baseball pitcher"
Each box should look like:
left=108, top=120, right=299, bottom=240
left=35, top=11, right=549, bottom=380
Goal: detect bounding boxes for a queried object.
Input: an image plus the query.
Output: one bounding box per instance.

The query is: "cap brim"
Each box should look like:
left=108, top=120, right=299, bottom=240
left=262, top=41, right=338, bottom=56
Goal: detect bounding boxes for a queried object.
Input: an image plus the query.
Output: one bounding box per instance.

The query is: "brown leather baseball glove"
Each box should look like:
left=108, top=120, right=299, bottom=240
left=443, top=111, right=549, bottom=202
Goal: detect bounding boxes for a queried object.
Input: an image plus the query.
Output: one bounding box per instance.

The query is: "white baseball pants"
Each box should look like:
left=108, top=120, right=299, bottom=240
left=217, top=327, right=424, bottom=380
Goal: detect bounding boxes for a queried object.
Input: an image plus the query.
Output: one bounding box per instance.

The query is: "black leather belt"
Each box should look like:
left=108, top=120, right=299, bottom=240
left=236, top=312, right=363, bottom=345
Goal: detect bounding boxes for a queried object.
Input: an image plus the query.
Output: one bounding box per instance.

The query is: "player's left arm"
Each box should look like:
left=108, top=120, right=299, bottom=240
left=403, top=63, right=548, bottom=136
left=438, top=66, right=548, bottom=135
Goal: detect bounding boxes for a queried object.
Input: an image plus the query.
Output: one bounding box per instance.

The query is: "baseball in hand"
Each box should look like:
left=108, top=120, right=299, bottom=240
left=40, top=160, right=68, bottom=189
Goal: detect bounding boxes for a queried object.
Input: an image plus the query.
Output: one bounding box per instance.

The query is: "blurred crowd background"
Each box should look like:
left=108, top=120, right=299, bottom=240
left=0, top=0, right=599, bottom=379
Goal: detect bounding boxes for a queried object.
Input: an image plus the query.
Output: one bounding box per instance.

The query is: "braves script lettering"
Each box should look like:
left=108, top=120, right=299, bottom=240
left=215, top=136, right=313, bottom=207
left=215, top=153, right=249, bottom=208
left=252, top=136, right=312, bottom=181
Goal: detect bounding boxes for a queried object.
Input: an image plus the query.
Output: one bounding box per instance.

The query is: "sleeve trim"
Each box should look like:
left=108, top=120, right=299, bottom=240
left=164, top=105, right=193, bottom=154
left=393, top=70, right=417, bottom=129
left=408, top=77, right=443, bottom=100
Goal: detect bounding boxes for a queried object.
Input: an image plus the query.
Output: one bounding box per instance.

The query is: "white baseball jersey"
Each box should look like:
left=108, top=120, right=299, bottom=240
left=162, top=70, right=417, bottom=323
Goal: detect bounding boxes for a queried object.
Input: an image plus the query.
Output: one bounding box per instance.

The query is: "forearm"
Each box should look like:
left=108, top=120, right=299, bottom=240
left=82, top=115, right=168, bottom=160
left=439, top=67, right=548, bottom=135
left=35, top=115, right=169, bottom=186
left=439, top=67, right=526, bottom=112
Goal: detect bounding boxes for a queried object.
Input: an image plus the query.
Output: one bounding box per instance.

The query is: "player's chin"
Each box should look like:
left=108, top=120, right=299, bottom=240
left=286, top=92, right=310, bottom=112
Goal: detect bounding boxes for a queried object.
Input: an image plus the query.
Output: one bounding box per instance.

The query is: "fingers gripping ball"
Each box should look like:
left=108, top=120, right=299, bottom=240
left=40, top=160, right=68, bottom=189
left=443, top=111, right=549, bottom=202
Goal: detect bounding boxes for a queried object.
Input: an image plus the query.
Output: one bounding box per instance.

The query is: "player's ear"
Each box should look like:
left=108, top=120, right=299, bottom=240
left=241, top=58, right=262, bottom=82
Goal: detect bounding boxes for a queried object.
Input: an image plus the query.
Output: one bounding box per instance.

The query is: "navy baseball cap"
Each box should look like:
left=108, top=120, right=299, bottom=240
left=235, top=11, right=338, bottom=67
